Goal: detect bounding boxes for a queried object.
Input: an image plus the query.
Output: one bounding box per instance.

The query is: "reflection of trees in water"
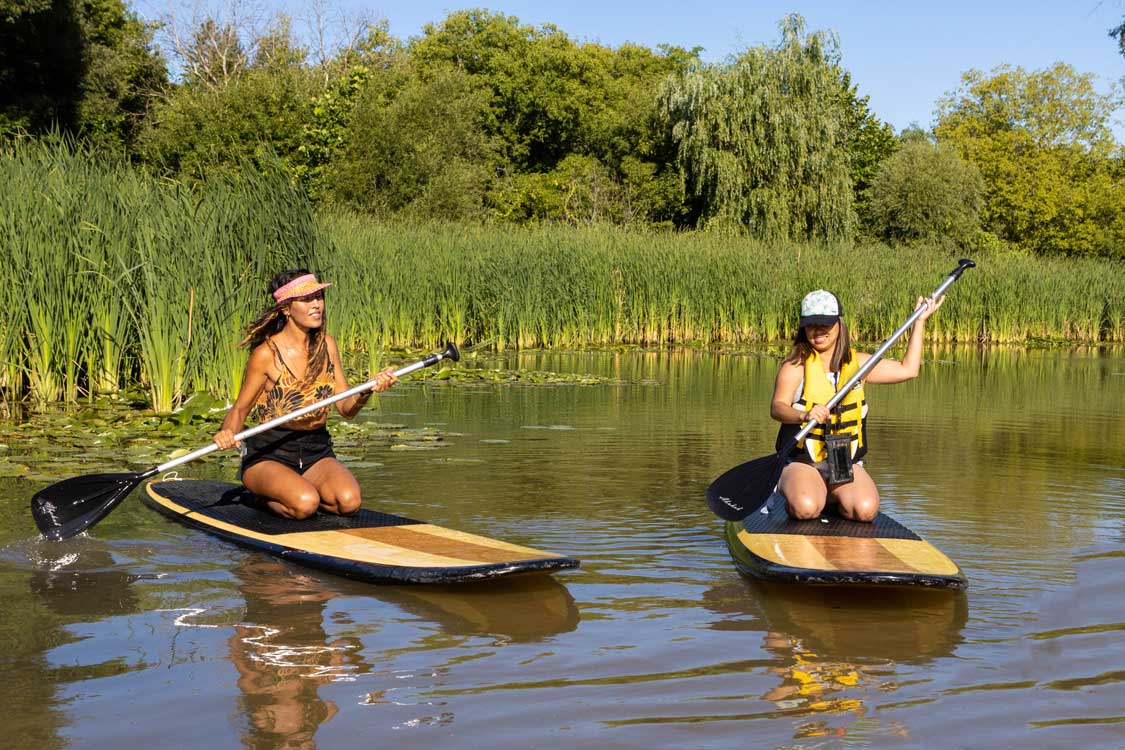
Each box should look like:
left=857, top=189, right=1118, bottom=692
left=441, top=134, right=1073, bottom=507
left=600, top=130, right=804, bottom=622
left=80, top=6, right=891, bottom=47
left=702, top=578, right=967, bottom=740
left=872, top=346, right=1125, bottom=540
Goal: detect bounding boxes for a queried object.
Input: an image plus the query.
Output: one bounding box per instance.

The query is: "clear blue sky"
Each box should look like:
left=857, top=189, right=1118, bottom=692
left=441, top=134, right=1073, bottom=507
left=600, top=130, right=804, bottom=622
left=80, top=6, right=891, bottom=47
left=144, top=0, right=1125, bottom=139
left=360, top=0, right=1125, bottom=139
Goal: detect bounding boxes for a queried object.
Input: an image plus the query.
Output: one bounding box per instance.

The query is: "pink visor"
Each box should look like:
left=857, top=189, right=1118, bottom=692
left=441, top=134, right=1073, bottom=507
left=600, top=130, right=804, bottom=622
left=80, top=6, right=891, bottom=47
left=273, top=274, right=331, bottom=304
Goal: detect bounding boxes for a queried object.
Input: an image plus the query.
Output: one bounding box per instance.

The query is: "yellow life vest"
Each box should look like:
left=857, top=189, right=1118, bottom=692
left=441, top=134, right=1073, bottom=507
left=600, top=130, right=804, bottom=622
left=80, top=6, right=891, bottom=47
left=794, top=348, right=867, bottom=462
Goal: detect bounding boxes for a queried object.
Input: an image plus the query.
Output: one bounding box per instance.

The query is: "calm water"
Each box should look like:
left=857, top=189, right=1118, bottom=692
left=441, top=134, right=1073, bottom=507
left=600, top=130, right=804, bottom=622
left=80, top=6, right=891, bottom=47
left=1, top=348, right=1123, bottom=750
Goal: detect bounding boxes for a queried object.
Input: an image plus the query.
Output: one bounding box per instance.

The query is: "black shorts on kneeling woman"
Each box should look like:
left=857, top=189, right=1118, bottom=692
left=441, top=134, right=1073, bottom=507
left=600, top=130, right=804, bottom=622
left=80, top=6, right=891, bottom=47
left=240, top=426, right=336, bottom=476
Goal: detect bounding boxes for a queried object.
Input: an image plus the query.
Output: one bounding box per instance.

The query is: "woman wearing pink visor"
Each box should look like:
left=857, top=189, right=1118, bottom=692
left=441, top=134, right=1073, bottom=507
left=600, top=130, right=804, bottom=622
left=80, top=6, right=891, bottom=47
left=213, top=269, right=397, bottom=519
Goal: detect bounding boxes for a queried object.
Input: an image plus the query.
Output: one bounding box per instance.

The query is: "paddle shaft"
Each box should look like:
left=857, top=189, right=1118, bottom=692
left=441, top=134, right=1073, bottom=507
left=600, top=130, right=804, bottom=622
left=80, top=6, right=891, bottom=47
left=787, top=259, right=975, bottom=449
left=154, top=350, right=453, bottom=474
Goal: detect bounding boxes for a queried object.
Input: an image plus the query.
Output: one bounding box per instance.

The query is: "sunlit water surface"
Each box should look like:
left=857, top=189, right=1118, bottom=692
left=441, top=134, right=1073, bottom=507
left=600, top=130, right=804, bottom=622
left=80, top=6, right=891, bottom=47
left=2, top=348, right=1123, bottom=749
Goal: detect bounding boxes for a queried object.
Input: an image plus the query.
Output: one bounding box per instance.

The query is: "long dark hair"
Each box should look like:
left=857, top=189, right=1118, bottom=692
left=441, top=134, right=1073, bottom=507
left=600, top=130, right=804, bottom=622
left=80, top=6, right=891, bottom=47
left=783, top=317, right=853, bottom=372
left=240, top=269, right=329, bottom=385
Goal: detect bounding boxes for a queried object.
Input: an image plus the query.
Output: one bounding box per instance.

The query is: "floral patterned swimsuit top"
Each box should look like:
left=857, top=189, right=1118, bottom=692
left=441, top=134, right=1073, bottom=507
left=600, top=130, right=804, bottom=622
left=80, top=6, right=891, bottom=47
left=254, top=338, right=337, bottom=430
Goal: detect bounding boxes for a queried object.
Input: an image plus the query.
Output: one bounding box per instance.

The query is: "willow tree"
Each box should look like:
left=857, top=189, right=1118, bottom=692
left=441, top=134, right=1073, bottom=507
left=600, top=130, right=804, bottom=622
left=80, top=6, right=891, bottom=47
left=658, top=15, right=855, bottom=240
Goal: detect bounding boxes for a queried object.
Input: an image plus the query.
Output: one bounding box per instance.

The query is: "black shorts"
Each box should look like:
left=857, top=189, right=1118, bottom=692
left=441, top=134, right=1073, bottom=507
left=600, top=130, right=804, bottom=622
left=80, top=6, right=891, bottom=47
left=240, top=426, right=336, bottom=476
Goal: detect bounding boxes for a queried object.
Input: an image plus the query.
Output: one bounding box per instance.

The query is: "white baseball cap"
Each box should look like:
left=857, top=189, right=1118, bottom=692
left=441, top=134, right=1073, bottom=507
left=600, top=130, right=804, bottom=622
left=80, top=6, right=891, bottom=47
left=799, top=290, right=842, bottom=328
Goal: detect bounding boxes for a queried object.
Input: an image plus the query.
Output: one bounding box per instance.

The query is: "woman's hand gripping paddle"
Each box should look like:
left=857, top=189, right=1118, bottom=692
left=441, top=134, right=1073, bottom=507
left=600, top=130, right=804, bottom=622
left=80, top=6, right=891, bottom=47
left=706, top=260, right=976, bottom=522
left=31, top=343, right=461, bottom=541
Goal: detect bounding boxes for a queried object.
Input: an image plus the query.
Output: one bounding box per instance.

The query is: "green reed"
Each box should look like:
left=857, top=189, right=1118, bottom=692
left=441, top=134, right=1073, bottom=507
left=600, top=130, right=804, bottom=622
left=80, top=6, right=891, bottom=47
left=2, top=139, right=1122, bottom=408
left=316, top=215, right=1125, bottom=352
left=0, top=139, right=310, bottom=408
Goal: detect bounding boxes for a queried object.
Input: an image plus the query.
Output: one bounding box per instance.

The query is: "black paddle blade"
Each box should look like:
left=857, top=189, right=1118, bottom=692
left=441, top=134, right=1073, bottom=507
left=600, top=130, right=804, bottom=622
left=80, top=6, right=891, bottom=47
left=31, top=472, right=143, bottom=541
left=706, top=452, right=786, bottom=521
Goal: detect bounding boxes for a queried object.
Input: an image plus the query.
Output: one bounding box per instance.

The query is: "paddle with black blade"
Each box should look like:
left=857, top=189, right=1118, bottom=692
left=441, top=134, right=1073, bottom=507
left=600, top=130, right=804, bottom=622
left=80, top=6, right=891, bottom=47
left=31, top=342, right=461, bottom=541
left=706, top=259, right=976, bottom=522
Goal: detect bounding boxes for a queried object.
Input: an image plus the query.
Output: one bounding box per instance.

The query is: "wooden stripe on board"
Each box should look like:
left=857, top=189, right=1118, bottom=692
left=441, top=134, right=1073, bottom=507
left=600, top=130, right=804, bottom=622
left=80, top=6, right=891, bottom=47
left=340, top=526, right=551, bottom=564
left=146, top=484, right=557, bottom=569
left=807, top=535, right=914, bottom=573
left=877, top=538, right=961, bottom=576
left=738, top=529, right=961, bottom=577
left=737, top=530, right=837, bottom=571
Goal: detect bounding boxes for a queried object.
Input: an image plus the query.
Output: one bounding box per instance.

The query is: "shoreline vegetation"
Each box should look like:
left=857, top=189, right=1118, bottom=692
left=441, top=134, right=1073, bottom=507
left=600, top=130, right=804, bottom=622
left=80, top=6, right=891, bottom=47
left=5, top=7, right=1125, bottom=410
left=1, top=141, right=1122, bottom=411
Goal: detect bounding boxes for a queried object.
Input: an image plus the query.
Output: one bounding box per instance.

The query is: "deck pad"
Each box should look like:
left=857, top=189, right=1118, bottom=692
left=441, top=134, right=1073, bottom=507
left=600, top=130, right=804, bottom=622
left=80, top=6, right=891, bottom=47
left=724, top=492, right=967, bottom=589
left=145, top=480, right=579, bottom=584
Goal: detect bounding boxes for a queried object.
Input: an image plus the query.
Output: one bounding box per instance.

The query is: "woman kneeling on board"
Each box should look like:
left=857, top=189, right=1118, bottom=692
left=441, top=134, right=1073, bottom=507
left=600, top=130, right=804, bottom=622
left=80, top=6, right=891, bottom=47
left=213, top=269, right=397, bottom=519
left=771, top=289, right=943, bottom=523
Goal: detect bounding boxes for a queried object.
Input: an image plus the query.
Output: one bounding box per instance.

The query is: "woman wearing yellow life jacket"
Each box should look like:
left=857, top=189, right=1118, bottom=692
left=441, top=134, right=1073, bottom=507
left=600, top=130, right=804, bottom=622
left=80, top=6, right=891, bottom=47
left=770, top=289, right=944, bottom=523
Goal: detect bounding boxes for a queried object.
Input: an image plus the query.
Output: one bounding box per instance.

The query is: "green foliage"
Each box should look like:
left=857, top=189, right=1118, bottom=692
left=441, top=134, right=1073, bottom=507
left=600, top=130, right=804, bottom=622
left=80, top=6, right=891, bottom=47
left=844, top=78, right=898, bottom=232
left=410, top=9, right=694, bottom=224
left=136, top=56, right=317, bottom=181
left=1111, top=18, right=1124, bottom=57
left=6, top=6, right=1124, bottom=252
left=313, top=211, right=1125, bottom=351
left=0, top=0, right=83, bottom=134
left=658, top=15, right=856, bottom=239
left=867, top=138, right=984, bottom=245
left=935, top=63, right=1125, bottom=257
left=328, top=66, right=496, bottom=220
left=75, top=0, right=167, bottom=151
left=0, top=0, right=165, bottom=149
left=3, top=134, right=1122, bottom=407
left=0, top=138, right=312, bottom=407
left=294, top=22, right=407, bottom=201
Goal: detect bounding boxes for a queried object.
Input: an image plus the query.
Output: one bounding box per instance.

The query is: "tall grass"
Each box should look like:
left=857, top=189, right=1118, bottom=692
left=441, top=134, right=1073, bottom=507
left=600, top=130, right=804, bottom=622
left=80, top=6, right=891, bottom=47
left=2, top=140, right=1122, bottom=406
left=0, top=138, right=311, bottom=409
left=316, top=213, right=1125, bottom=353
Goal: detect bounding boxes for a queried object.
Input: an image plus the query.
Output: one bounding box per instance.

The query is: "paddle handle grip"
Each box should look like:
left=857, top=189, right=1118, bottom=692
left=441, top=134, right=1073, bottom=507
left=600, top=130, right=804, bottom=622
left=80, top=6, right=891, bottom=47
left=791, top=259, right=975, bottom=445
left=155, top=342, right=460, bottom=474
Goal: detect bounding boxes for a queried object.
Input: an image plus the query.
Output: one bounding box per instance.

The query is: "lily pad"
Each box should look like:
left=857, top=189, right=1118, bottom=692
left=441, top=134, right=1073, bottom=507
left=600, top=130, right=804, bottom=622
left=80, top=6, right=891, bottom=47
left=0, top=461, right=30, bottom=477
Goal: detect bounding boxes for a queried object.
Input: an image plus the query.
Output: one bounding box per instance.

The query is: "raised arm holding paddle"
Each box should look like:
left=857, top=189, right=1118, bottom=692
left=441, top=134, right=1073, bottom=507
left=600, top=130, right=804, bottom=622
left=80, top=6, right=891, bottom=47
left=770, top=288, right=944, bottom=522
left=707, top=259, right=976, bottom=524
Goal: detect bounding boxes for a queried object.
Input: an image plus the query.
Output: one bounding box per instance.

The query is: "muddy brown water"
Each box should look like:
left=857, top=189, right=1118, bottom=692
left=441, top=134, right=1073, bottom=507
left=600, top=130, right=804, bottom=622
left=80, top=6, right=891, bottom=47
left=1, top=348, right=1123, bottom=749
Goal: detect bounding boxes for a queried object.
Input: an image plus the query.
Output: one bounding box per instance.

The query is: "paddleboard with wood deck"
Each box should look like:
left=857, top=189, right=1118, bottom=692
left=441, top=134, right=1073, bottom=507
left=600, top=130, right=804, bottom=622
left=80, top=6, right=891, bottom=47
left=144, top=480, right=579, bottom=584
left=723, top=491, right=967, bottom=589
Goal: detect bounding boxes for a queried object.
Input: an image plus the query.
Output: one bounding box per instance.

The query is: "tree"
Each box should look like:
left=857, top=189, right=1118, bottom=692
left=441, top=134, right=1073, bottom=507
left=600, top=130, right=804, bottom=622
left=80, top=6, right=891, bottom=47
left=0, top=0, right=84, bottom=135
left=327, top=66, right=496, bottom=220
left=842, top=74, right=897, bottom=233
left=410, top=9, right=695, bottom=225
left=1111, top=18, right=1124, bottom=58
left=136, top=17, right=316, bottom=180
left=867, top=137, right=984, bottom=245
left=78, top=0, right=167, bottom=150
left=658, top=14, right=855, bottom=240
left=935, top=63, right=1125, bottom=256
left=0, top=0, right=165, bottom=149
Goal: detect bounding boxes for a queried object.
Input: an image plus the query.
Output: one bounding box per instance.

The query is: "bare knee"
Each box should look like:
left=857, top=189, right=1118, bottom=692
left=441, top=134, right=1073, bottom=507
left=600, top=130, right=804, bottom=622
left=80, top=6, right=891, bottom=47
left=334, top=487, right=361, bottom=516
left=288, top=490, right=321, bottom=519
left=841, top=496, right=879, bottom=523
left=786, top=495, right=824, bottom=520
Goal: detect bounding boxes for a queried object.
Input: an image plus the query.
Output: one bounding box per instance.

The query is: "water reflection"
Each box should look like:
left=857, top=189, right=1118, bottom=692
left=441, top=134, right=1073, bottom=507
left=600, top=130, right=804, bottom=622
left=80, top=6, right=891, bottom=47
left=0, top=346, right=1122, bottom=749
left=29, top=549, right=142, bottom=618
left=226, top=558, right=581, bottom=748
left=703, top=580, right=967, bottom=739
left=228, top=559, right=363, bottom=749
left=376, top=577, right=580, bottom=644
left=9, top=540, right=147, bottom=750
